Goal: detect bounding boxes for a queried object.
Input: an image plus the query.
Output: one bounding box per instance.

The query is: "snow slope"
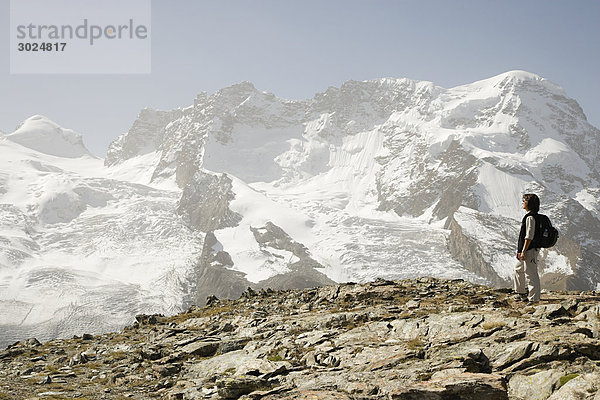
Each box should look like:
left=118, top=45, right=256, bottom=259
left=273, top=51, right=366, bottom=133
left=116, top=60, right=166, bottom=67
left=0, top=132, right=202, bottom=347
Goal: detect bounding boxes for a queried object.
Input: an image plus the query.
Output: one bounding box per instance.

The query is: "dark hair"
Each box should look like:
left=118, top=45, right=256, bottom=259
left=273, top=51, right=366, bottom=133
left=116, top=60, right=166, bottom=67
left=523, top=193, right=540, bottom=213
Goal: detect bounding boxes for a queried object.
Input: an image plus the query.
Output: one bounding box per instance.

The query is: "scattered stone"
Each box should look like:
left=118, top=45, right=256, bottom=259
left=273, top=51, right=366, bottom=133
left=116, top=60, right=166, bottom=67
left=533, top=304, right=569, bottom=319
left=179, top=340, right=220, bottom=357
left=547, top=372, right=600, bottom=400
left=493, top=341, right=534, bottom=370
left=135, top=313, right=166, bottom=325
left=206, top=295, right=219, bottom=306
left=153, top=363, right=181, bottom=377
left=390, top=373, right=508, bottom=400
left=69, top=352, right=90, bottom=366
left=406, top=300, right=420, bottom=309
left=140, top=346, right=164, bottom=361
left=25, top=338, right=42, bottom=347
left=2, top=278, right=600, bottom=400
left=217, top=376, right=264, bottom=399
left=508, top=368, right=565, bottom=400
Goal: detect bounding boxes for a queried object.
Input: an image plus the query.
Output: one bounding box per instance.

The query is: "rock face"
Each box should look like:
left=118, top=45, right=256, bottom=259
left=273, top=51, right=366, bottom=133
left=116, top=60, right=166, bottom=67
left=194, top=223, right=335, bottom=306
left=105, top=108, right=184, bottom=167
left=178, top=172, right=242, bottom=232
left=2, top=278, right=600, bottom=400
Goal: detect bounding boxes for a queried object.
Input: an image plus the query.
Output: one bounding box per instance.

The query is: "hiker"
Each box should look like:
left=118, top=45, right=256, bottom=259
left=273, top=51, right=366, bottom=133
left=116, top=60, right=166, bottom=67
left=514, top=193, right=541, bottom=303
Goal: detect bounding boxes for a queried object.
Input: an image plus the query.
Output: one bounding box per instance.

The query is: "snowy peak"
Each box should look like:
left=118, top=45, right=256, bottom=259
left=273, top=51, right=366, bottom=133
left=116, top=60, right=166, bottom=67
left=7, top=115, right=92, bottom=158
left=216, top=81, right=257, bottom=97
left=462, top=70, right=564, bottom=95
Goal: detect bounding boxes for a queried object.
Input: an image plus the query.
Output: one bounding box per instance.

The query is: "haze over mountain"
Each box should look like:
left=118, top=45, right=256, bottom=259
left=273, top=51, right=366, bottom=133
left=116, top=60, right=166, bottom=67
left=1, top=71, right=599, bottom=347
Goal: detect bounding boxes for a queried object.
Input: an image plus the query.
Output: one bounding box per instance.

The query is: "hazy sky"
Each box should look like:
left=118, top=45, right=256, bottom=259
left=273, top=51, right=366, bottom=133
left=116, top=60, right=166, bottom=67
left=1, top=0, right=599, bottom=157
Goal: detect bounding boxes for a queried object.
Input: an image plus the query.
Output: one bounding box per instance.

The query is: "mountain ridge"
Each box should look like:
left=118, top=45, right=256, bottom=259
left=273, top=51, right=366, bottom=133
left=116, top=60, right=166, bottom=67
left=1, top=70, right=599, bottom=348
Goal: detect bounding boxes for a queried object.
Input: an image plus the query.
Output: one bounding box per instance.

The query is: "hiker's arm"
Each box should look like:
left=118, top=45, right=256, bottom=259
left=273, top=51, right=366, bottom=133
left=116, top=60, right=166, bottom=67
left=519, top=239, right=532, bottom=260
left=518, top=217, right=535, bottom=260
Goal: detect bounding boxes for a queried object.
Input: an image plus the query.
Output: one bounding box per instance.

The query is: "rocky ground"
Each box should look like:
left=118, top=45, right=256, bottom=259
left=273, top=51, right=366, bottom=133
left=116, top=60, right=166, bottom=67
left=1, top=277, right=600, bottom=400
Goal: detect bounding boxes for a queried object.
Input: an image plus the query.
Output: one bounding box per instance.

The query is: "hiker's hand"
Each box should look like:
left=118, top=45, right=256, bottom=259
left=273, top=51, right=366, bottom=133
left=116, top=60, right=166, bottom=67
left=517, top=252, right=525, bottom=261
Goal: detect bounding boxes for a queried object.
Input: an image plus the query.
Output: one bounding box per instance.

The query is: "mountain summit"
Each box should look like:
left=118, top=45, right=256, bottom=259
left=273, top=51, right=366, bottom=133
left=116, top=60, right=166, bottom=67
left=1, top=71, right=599, bottom=347
left=6, top=115, right=92, bottom=158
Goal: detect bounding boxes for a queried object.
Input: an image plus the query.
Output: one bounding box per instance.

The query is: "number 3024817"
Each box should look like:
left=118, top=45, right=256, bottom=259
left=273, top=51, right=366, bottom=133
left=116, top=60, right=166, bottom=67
left=17, top=42, right=67, bottom=51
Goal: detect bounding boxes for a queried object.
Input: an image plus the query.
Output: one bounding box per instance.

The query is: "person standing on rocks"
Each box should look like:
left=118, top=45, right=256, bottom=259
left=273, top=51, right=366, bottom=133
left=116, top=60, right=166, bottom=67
left=514, top=193, right=541, bottom=303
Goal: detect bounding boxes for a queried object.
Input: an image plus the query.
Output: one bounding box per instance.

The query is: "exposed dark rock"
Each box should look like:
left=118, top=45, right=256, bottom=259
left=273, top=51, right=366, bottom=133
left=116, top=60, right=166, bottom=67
left=177, top=172, right=242, bottom=232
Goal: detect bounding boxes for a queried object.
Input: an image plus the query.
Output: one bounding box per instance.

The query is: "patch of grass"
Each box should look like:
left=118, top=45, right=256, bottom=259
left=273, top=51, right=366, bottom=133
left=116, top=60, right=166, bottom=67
left=287, top=326, right=306, bottom=335
left=38, top=395, right=91, bottom=400
left=73, top=361, right=103, bottom=371
left=265, top=346, right=286, bottom=362
left=344, top=321, right=358, bottom=331
left=406, top=339, right=425, bottom=350
left=481, top=321, right=507, bottom=330
left=44, top=364, right=61, bottom=374
left=417, top=372, right=433, bottom=381
left=559, top=373, right=579, bottom=387
left=107, top=350, right=129, bottom=361
left=44, top=383, right=70, bottom=390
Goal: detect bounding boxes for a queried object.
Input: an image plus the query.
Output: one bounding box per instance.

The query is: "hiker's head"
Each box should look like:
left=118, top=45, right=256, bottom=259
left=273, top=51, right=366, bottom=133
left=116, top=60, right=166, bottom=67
left=522, top=193, right=540, bottom=212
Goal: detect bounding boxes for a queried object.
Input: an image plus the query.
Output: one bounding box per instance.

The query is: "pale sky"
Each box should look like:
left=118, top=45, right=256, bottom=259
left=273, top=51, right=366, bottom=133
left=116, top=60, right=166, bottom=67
left=1, top=0, right=599, bottom=157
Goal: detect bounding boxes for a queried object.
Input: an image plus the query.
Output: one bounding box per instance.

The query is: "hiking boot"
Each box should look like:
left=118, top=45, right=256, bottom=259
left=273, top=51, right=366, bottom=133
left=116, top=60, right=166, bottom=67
left=511, top=293, right=528, bottom=302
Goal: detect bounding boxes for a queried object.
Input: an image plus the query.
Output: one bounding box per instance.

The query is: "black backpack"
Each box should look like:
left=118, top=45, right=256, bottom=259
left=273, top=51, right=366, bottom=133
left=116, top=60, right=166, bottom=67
left=532, top=214, right=559, bottom=248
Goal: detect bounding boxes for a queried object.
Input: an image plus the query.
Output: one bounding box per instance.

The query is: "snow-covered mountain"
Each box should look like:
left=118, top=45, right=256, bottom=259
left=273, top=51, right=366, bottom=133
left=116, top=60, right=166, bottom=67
left=2, top=71, right=599, bottom=346
left=0, top=116, right=202, bottom=347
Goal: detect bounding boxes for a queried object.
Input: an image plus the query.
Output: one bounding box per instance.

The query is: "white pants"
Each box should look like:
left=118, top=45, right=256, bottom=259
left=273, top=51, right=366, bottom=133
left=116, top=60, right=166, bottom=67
left=513, top=248, right=540, bottom=302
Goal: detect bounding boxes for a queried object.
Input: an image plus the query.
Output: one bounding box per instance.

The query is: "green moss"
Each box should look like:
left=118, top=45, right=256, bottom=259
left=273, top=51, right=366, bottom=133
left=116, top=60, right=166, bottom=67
left=559, top=373, right=579, bottom=387
left=267, top=354, right=283, bottom=362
